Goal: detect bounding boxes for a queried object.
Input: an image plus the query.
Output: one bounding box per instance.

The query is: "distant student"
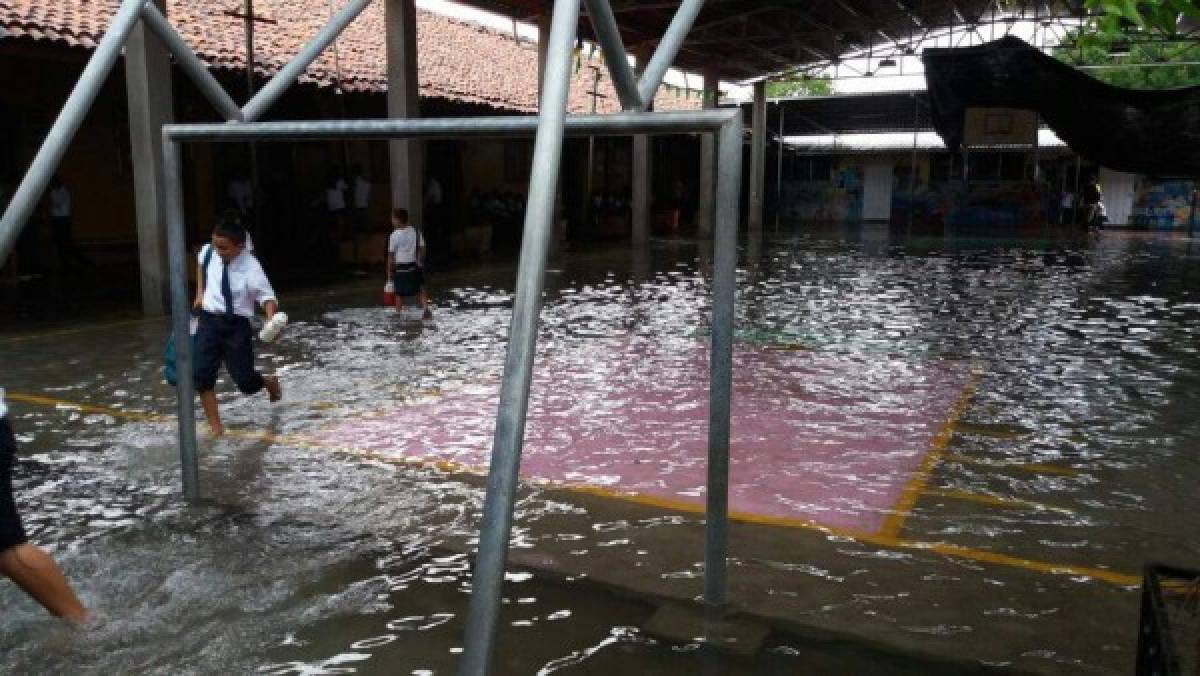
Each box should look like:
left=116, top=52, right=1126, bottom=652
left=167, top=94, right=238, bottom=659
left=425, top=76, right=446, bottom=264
left=191, top=212, right=282, bottom=437
left=47, top=176, right=89, bottom=269
left=0, top=388, right=88, bottom=623
left=324, top=173, right=349, bottom=242
left=386, top=208, right=432, bottom=320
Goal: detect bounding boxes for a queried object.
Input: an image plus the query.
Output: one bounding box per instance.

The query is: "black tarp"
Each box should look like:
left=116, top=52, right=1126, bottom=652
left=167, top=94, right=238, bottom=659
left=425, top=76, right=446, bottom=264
left=922, top=36, right=1200, bottom=177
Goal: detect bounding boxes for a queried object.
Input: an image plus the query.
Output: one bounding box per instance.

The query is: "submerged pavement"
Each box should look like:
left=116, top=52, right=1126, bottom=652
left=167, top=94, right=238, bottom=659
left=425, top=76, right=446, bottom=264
left=2, top=230, right=1199, bottom=674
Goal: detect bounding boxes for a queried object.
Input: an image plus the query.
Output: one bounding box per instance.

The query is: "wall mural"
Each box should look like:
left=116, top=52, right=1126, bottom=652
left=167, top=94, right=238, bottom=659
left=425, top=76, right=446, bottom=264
left=1132, top=179, right=1197, bottom=229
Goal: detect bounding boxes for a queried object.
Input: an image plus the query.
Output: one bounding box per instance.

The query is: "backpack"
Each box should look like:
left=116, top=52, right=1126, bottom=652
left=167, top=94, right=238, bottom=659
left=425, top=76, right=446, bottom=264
left=164, top=245, right=213, bottom=386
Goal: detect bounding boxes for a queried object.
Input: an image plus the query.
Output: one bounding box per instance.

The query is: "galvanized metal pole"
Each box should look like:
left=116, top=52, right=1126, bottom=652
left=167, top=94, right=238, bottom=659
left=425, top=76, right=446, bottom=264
left=459, top=0, right=580, bottom=673
left=241, top=0, right=374, bottom=122
left=162, top=139, right=200, bottom=501
left=582, top=0, right=644, bottom=110
left=697, top=70, right=718, bottom=236
left=704, top=114, right=742, bottom=619
left=140, top=3, right=243, bottom=121
left=637, top=0, right=706, bottom=105
left=0, top=0, right=146, bottom=266
left=165, top=111, right=737, bottom=142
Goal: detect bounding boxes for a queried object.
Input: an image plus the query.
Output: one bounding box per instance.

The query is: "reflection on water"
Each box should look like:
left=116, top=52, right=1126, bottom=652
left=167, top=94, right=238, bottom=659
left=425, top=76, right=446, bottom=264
left=2, top=229, right=1199, bottom=673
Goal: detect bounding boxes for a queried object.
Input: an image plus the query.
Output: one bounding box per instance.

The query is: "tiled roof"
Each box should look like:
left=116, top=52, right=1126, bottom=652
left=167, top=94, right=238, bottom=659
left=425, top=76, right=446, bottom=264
left=0, top=1, right=701, bottom=113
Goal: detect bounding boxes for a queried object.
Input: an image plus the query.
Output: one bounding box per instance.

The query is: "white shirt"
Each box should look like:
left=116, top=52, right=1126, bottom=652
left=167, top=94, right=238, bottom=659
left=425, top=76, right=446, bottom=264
left=0, top=387, right=7, bottom=419
left=388, top=227, right=425, bottom=264
left=197, top=245, right=276, bottom=318
left=50, top=186, right=71, bottom=218
left=326, top=179, right=347, bottom=211
left=353, top=177, right=370, bottom=209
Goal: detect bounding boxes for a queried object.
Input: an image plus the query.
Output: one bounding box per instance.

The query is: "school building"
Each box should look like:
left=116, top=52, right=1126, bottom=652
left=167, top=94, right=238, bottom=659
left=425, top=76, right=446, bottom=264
left=0, top=1, right=705, bottom=307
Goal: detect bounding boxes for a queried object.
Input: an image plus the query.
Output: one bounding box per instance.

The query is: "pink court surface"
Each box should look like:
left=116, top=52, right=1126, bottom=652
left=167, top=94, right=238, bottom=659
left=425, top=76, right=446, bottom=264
left=316, top=338, right=974, bottom=536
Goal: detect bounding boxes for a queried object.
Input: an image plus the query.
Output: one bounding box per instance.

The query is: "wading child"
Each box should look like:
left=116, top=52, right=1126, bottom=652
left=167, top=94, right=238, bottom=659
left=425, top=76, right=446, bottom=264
left=0, top=388, right=88, bottom=623
left=385, top=208, right=432, bottom=320
left=192, top=214, right=282, bottom=437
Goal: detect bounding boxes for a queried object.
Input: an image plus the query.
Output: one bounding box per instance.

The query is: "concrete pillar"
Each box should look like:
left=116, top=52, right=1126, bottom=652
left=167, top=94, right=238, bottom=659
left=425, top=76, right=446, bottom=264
left=748, top=80, right=767, bottom=231
left=632, top=50, right=653, bottom=245
left=862, top=159, right=895, bottom=223
left=697, top=70, right=718, bottom=235
left=386, top=0, right=423, bottom=224
left=125, top=0, right=173, bottom=316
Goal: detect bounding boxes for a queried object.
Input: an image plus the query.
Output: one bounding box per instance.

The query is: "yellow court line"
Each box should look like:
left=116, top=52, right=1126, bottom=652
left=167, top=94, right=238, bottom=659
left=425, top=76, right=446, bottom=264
left=877, top=365, right=983, bottom=540
left=924, top=488, right=1075, bottom=515
left=941, top=453, right=1081, bottom=477
left=558, top=483, right=1138, bottom=587
left=4, top=392, right=167, bottom=422
left=8, top=390, right=1141, bottom=588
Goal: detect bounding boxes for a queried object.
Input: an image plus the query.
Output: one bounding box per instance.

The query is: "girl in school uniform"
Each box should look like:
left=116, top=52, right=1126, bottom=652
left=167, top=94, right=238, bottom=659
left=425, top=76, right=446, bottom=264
left=191, top=213, right=282, bottom=437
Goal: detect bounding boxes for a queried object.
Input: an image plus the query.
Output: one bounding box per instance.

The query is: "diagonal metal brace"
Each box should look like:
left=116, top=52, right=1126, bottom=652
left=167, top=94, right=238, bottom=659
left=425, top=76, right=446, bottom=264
left=241, top=0, right=375, bottom=122
left=140, top=2, right=243, bottom=122
left=637, top=0, right=706, bottom=106
left=582, top=0, right=645, bottom=111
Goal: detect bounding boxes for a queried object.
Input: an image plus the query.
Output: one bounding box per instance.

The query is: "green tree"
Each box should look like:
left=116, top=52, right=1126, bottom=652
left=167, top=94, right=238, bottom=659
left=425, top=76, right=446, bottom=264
left=766, top=77, right=834, bottom=98
left=1084, top=0, right=1199, bottom=38
left=1054, top=28, right=1200, bottom=89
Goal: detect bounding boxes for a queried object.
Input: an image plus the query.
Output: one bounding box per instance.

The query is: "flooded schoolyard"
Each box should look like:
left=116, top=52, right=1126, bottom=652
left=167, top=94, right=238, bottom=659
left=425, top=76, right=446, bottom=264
left=2, top=227, right=1198, bottom=674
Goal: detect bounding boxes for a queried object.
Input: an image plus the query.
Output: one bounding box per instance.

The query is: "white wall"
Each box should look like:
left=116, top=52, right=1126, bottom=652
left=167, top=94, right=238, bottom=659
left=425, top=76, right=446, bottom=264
left=1100, top=167, right=1136, bottom=226
left=862, top=159, right=895, bottom=222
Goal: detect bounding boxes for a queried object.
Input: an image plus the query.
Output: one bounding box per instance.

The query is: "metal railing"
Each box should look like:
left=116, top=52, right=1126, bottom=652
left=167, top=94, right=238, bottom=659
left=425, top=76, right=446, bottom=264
left=0, top=1, right=742, bottom=673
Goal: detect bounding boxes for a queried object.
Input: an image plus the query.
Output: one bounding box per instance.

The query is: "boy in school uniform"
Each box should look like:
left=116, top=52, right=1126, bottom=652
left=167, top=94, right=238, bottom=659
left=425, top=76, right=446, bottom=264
left=192, top=214, right=282, bottom=437
left=385, top=208, right=432, bottom=320
left=0, top=388, right=88, bottom=623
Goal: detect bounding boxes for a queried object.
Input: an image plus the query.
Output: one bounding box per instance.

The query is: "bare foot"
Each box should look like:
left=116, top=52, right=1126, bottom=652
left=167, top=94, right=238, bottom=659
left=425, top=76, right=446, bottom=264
left=264, top=376, right=282, bottom=403
left=210, top=423, right=225, bottom=438
left=422, top=308, right=433, bottom=321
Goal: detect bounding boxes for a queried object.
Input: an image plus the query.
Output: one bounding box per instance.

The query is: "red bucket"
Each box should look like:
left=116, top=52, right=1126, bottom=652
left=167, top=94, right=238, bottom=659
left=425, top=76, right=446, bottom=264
left=383, top=281, right=395, bottom=306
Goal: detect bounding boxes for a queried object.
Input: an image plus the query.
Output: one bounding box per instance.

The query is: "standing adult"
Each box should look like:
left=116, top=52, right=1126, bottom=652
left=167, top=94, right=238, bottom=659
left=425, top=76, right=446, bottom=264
left=1059, top=189, right=1074, bottom=226
left=191, top=214, right=283, bottom=437
left=324, top=172, right=349, bottom=256
left=48, top=176, right=89, bottom=269
left=350, top=165, right=371, bottom=265
left=0, top=388, right=88, bottom=623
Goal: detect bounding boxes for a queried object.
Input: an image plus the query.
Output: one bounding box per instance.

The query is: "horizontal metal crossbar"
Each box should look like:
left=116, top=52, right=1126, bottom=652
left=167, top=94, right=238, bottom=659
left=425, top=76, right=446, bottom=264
left=163, top=110, right=739, bottom=142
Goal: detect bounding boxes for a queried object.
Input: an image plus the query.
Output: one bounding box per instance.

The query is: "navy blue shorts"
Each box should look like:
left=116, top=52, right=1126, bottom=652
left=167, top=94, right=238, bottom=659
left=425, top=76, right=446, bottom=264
left=193, top=312, right=265, bottom=395
left=393, top=263, right=424, bottom=298
left=0, top=418, right=29, bottom=553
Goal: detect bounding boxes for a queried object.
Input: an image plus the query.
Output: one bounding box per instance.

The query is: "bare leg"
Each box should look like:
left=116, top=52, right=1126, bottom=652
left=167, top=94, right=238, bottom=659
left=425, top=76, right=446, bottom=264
left=198, top=389, right=223, bottom=437
left=0, top=543, right=87, bottom=623
left=263, top=375, right=282, bottom=403
left=394, top=295, right=406, bottom=314
left=420, top=289, right=432, bottom=320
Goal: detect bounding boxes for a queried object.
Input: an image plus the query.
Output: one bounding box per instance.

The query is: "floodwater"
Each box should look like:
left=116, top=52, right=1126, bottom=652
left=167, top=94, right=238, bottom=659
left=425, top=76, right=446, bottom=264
left=2, top=226, right=1199, bottom=674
